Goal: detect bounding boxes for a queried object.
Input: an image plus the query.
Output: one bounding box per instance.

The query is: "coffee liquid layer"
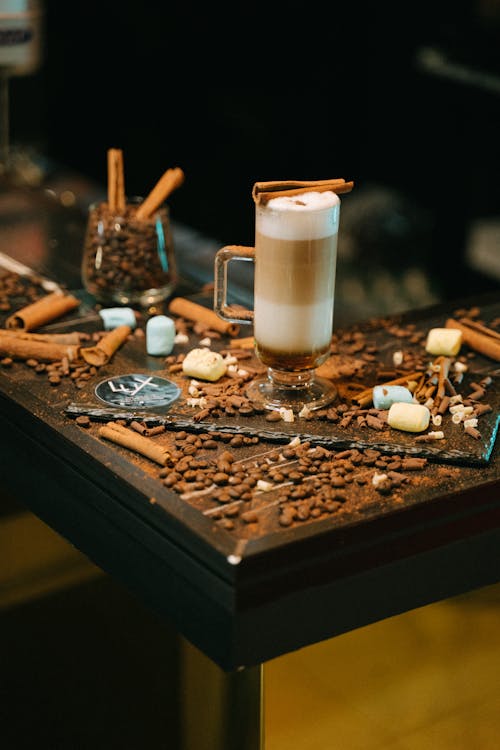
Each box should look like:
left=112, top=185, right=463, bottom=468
left=254, top=233, right=337, bottom=356
left=255, top=342, right=331, bottom=371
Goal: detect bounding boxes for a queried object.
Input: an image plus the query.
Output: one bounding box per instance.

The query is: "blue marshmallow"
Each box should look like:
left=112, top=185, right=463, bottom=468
left=99, top=307, right=137, bottom=331
left=372, top=384, right=414, bottom=410
left=146, top=314, right=176, bottom=356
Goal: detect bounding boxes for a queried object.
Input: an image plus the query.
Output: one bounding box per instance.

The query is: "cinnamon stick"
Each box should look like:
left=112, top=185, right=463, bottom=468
left=232, top=336, right=256, bottom=349
left=135, top=167, right=185, bottom=220
left=0, top=336, right=81, bottom=362
left=5, top=291, right=81, bottom=332
left=445, top=317, right=500, bottom=361
left=107, top=147, right=125, bottom=212
left=168, top=297, right=240, bottom=337
left=80, top=324, right=131, bottom=366
left=253, top=178, right=354, bottom=205
left=435, top=356, right=451, bottom=401
left=0, top=329, right=82, bottom=345
left=98, top=422, right=170, bottom=466
left=352, top=371, right=423, bottom=408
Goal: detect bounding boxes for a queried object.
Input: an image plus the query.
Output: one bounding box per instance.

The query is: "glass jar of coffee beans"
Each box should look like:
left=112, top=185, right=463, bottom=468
left=81, top=196, right=178, bottom=308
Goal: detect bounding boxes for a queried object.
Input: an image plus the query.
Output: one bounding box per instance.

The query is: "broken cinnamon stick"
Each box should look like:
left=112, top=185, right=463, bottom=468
left=0, top=336, right=81, bottom=362
left=135, top=167, right=185, bottom=220
left=435, top=355, right=451, bottom=401
left=445, top=317, right=500, bottom=361
left=5, top=291, right=81, bottom=332
left=80, top=324, right=131, bottom=366
left=98, top=422, right=170, bottom=466
left=252, top=178, right=354, bottom=205
left=168, top=297, right=240, bottom=337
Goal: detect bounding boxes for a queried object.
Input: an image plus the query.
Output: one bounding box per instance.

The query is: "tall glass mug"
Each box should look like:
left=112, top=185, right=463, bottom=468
left=214, top=190, right=340, bottom=411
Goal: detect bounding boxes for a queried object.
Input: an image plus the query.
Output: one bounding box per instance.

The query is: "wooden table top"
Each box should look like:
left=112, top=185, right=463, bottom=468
left=0, top=194, right=498, bottom=670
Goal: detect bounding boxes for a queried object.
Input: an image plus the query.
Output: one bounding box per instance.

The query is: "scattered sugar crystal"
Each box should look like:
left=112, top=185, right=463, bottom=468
left=256, top=480, right=274, bottom=492
left=186, top=396, right=208, bottom=408
left=279, top=408, right=295, bottom=423
left=299, top=404, right=313, bottom=418
left=174, top=332, right=189, bottom=345
left=199, top=337, right=211, bottom=347
left=393, top=350, right=404, bottom=366
left=372, top=472, right=388, bottom=487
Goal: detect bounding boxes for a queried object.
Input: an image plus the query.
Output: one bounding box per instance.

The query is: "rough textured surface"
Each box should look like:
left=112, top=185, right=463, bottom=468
left=1, top=272, right=499, bottom=545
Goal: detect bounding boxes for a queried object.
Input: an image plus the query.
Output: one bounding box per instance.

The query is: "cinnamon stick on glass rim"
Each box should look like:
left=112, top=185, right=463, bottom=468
left=135, top=167, right=185, bottom=220
left=252, top=178, right=354, bottom=205
left=107, top=147, right=126, bottom=212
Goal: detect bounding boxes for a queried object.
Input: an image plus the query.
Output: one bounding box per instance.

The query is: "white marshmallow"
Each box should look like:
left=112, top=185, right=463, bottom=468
left=182, top=348, right=227, bottom=381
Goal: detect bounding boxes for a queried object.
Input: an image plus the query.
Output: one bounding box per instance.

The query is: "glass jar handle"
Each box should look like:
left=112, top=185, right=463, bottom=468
left=214, top=245, right=255, bottom=324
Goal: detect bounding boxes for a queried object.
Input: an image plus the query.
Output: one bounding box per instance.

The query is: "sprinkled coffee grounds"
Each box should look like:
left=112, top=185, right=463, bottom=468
left=1, top=268, right=499, bottom=542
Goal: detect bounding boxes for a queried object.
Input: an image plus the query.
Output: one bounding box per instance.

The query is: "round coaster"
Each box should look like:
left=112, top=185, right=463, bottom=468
left=95, top=373, right=181, bottom=409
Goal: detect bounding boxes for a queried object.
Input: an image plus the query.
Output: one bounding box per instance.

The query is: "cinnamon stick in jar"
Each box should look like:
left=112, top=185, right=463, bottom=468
left=80, top=324, right=131, bottom=366
left=168, top=297, right=241, bottom=337
left=107, top=147, right=126, bottom=213
left=135, top=167, right=185, bottom=220
left=6, top=291, right=81, bottom=332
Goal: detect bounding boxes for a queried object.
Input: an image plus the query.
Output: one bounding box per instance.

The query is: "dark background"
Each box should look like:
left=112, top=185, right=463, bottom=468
left=8, top=0, right=500, bottom=305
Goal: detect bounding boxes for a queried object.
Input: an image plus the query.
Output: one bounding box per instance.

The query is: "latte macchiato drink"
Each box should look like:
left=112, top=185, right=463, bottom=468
left=254, top=190, right=340, bottom=372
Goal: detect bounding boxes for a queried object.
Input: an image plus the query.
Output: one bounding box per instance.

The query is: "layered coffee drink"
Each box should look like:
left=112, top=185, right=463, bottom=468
left=254, top=190, right=340, bottom=372
left=213, top=180, right=347, bottom=411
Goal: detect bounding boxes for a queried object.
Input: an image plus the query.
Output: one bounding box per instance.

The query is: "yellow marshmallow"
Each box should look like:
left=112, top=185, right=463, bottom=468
left=425, top=327, right=462, bottom=357
left=388, top=402, right=430, bottom=433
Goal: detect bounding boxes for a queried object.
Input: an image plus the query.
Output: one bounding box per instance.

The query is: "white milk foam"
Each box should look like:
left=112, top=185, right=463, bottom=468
left=258, top=191, right=340, bottom=241
left=255, top=298, right=334, bottom=353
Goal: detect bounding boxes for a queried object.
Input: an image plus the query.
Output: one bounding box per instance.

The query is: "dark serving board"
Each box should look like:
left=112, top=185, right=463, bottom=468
left=60, top=294, right=500, bottom=466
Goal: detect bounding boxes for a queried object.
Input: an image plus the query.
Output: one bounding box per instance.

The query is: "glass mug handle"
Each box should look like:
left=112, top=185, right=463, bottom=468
left=214, top=245, right=255, bottom=324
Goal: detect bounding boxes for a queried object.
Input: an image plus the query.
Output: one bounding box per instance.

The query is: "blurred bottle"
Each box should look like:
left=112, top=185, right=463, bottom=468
left=0, top=0, right=44, bottom=185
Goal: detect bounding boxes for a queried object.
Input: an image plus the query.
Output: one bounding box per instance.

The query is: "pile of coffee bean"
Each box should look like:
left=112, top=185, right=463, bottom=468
left=149, top=432, right=429, bottom=533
